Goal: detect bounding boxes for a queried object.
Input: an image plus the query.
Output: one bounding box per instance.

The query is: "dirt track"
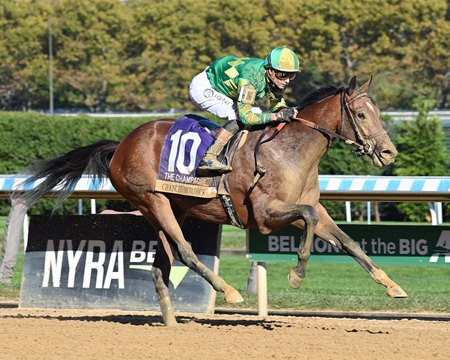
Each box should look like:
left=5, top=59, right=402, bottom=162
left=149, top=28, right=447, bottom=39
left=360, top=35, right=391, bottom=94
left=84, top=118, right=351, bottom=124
left=0, top=308, right=449, bottom=360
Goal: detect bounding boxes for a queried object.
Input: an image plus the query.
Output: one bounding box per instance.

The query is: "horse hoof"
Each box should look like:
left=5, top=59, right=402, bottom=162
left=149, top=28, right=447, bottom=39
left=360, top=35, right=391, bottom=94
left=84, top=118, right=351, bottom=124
left=288, top=268, right=304, bottom=289
left=386, top=286, right=408, bottom=298
left=224, top=286, right=244, bottom=303
left=162, top=313, right=178, bottom=326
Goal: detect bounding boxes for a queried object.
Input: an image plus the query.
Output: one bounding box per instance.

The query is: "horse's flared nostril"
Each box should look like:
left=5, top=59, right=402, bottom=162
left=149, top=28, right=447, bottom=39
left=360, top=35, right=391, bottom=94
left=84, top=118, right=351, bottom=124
left=381, top=147, right=398, bottom=158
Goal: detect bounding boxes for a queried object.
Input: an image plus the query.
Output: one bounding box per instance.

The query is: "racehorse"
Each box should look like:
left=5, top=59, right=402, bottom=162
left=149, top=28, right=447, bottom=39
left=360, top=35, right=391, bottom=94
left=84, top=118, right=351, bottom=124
left=18, top=76, right=407, bottom=326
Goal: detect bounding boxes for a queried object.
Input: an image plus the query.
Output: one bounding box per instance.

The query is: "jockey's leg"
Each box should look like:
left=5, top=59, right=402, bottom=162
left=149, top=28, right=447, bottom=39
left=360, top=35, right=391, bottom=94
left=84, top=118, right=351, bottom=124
left=197, top=120, right=240, bottom=175
left=189, top=68, right=237, bottom=120
left=189, top=70, right=241, bottom=175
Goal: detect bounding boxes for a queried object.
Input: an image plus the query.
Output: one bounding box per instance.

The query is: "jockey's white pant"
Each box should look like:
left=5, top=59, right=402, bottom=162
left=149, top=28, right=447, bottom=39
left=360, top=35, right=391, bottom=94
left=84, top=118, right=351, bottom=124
left=189, top=68, right=238, bottom=120
left=189, top=69, right=264, bottom=122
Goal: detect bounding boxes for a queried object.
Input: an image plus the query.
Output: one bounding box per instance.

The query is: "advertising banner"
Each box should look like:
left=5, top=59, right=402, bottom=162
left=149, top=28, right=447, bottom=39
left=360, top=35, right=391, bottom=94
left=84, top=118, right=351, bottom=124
left=20, top=215, right=221, bottom=312
left=248, top=224, right=450, bottom=265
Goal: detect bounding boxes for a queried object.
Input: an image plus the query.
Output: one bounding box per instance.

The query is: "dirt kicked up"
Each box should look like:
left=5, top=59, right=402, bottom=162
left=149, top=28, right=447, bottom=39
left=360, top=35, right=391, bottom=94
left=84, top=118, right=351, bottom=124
left=0, top=308, right=449, bottom=360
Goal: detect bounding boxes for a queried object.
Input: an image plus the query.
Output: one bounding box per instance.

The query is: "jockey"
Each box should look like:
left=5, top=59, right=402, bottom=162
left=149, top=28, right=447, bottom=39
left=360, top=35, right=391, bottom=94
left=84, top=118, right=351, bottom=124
left=189, top=46, right=300, bottom=174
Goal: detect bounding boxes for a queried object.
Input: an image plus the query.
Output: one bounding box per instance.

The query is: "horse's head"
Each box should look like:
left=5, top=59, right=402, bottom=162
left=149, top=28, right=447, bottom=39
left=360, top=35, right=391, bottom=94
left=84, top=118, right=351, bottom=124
left=341, top=76, right=398, bottom=167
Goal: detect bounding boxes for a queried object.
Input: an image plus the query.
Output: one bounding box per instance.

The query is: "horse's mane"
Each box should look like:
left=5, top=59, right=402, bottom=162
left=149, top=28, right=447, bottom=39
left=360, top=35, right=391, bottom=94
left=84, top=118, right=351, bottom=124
left=297, top=85, right=345, bottom=110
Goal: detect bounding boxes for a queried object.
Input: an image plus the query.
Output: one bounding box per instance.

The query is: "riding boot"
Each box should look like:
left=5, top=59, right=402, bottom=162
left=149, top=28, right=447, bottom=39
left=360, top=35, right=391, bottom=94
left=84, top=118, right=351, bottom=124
left=197, top=125, right=237, bottom=175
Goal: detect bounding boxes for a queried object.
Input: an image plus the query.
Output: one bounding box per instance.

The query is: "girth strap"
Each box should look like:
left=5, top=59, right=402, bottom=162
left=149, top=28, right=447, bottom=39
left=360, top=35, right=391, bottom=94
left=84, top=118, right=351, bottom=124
left=219, top=194, right=246, bottom=229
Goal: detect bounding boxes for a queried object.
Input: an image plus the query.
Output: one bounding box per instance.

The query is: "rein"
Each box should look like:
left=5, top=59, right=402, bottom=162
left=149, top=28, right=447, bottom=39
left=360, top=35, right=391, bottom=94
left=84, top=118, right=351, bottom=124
left=292, top=115, right=362, bottom=148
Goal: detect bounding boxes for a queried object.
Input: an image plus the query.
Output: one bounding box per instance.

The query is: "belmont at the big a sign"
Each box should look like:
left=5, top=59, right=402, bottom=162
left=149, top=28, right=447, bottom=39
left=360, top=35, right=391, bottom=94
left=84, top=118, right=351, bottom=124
left=248, top=224, right=450, bottom=265
left=20, top=215, right=221, bottom=313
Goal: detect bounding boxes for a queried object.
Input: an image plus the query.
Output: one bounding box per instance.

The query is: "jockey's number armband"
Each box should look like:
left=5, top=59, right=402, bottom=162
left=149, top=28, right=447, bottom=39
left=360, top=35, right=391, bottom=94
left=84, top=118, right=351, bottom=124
left=238, top=84, right=257, bottom=104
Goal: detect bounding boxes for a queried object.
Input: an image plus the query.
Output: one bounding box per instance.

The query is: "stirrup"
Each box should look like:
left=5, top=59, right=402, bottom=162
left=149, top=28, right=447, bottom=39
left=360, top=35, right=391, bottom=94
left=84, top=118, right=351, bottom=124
left=197, top=159, right=232, bottom=175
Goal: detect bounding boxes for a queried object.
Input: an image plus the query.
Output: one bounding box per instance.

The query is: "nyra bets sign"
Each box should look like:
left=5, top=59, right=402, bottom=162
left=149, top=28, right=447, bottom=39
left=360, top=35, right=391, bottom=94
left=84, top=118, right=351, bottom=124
left=20, top=215, right=221, bottom=313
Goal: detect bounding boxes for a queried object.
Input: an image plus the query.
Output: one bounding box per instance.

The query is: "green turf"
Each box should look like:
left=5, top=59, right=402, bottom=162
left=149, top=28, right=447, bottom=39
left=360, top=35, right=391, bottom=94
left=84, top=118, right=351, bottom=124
left=218, top=224, right=450, bottom=313
left=221, top=225, right=246, bottom=249
left=216, top=255, right=450, bottom=313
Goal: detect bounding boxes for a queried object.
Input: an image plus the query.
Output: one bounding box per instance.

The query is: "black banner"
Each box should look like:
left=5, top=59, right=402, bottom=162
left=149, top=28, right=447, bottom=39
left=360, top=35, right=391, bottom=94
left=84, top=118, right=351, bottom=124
left=20, top=215, right=221, bottom=313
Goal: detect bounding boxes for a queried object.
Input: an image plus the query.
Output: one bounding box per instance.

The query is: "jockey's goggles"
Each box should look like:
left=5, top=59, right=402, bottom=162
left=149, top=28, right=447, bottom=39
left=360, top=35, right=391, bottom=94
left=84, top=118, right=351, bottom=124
left=274, top=70, right=296, bottom=81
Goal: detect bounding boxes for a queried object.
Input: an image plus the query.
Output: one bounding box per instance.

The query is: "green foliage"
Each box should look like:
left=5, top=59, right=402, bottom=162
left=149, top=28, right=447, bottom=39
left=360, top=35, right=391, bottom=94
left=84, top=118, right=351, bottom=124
left=52, top=0, right=133, bottom=111
left=0, top=112, right=157, bottom=215
left=395, top=99, right=449, bottom=176
left=0, top=0, right=449, bottom=110
left=0, top=0, right=52, bottom=110
left=393, top=99, right=450, bottom=221
left=0, top=112, right=151, bottom=173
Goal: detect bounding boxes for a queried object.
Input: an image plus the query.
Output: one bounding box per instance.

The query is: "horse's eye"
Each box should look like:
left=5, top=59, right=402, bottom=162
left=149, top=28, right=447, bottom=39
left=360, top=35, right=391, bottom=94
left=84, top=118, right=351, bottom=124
left=357, top=112, right=365, bottom=120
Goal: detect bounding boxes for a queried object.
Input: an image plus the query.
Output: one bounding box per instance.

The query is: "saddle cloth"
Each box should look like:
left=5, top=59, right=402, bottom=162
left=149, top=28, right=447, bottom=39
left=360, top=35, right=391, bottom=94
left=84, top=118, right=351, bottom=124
left=155, top=114, right=228, bottom=198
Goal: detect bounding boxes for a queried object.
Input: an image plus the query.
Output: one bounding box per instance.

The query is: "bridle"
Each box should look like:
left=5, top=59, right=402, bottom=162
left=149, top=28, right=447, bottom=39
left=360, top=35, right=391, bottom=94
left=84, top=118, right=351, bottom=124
left=248, top=87, right=386, bottom=194
left=293, top=89, right=387, bottom=156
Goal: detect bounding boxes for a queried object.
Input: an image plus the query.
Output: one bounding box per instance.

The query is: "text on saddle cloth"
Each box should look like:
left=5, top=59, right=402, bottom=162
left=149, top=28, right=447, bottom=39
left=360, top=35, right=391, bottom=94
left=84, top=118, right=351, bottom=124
left=155, top=114, right=225, bottom=198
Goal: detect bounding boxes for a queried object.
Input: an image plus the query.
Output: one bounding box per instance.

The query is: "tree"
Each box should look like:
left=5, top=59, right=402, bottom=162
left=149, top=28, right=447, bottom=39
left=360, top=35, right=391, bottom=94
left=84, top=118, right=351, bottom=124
left=277, top=0, right=450, bottom=110
left=52, top=0, right=132, bottom=111
left=0, top=0, right=52, bottom=110
left=393, top=98, right=450, bottom=221
left=0, top=0, right=449, bottom=111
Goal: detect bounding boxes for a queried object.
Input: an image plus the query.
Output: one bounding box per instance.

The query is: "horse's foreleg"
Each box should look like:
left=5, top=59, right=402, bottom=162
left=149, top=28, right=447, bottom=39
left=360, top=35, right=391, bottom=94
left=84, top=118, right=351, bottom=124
left=338, top=230, right=408, bottom=298
left=264, top=202, right=318, bottom=289
left=315, top=204, right=408, bottom=298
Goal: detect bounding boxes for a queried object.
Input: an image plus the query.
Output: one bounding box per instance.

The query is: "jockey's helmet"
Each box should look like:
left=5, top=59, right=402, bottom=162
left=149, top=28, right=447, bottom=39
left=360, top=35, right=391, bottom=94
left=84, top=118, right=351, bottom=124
left=263, top=47, right=300, bottom=72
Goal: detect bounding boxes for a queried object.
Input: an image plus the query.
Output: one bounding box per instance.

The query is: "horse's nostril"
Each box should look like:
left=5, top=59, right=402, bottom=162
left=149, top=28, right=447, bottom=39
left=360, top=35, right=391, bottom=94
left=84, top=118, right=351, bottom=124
left=381, top=148, right=397, bottom=158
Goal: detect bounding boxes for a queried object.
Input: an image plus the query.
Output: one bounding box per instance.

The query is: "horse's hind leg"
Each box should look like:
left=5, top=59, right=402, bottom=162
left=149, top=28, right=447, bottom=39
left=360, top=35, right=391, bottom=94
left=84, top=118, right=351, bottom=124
left=263, top=201, right=319, bottom=289
left=139, top=193, right=243, bottom=304
left=151, top=230, right=177, bottom=326
left=315, top=204, right=407, bottom=298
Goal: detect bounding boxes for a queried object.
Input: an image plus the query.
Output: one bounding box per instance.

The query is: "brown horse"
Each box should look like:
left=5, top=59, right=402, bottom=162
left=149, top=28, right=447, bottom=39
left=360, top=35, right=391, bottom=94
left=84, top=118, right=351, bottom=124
left=19, top=76, right=407, bottom=326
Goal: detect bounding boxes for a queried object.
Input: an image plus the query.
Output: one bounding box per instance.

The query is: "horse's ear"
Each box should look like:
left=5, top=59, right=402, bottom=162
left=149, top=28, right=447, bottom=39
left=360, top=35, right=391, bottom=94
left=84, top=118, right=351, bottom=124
left=347, top=76, right=357, bottom=96
left=360, top=76, right=373, bottom=93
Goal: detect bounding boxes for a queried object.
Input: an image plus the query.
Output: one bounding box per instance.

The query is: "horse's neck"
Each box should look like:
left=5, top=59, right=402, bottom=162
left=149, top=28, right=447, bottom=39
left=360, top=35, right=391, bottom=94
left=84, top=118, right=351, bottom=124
left=242, top=95, right=341, bottom=173
left=298, top=94, right=341, bottom=132
left=287, top=95, right=342, bottom=165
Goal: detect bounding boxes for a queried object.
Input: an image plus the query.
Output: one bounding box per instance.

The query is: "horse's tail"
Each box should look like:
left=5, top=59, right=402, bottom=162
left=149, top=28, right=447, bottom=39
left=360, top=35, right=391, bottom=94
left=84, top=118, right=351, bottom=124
left=16, top=140, right=120, bottom=209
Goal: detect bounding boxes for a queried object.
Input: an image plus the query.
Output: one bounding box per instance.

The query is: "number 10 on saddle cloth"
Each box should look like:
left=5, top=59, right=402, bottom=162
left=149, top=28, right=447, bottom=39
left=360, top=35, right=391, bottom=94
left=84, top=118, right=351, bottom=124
left=155, top=114, right=224, bottom=198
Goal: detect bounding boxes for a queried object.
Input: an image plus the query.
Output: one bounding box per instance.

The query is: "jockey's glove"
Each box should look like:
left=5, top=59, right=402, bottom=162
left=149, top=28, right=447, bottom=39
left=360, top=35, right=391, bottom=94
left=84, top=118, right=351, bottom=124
left=275, top=107, right=296, bottom=122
